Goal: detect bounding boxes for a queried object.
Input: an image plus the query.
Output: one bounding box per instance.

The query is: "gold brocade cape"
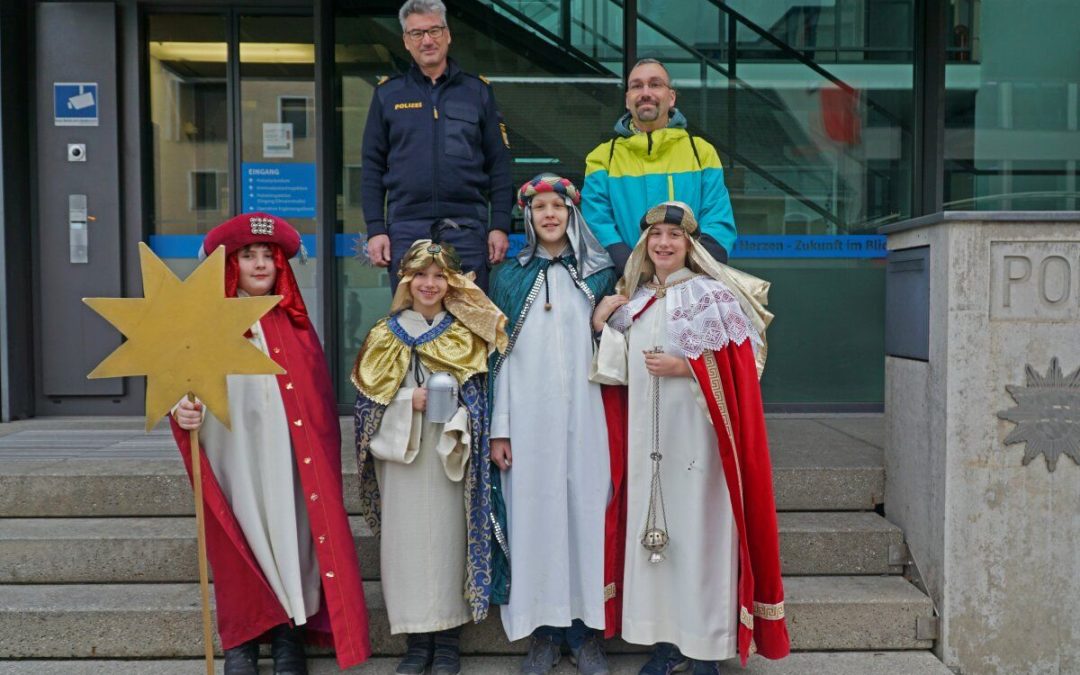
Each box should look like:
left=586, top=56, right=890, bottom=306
left=350, top=315, right=490, bottom=405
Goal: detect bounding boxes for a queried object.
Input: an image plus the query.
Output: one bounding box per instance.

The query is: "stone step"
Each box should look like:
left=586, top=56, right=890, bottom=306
left=0, top=417, right=884, bottom=516
left=0, top=512, right=903, bottom=584
left=0, top=651, right=954, bottom=674
left=0, top=576, right=933, bottom=658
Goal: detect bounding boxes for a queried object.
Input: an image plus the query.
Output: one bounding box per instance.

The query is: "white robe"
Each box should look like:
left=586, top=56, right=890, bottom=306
left=199, top=317, right=321, bottom=625
left=490, top=254, right=610, bottom=641
left=596, top=267, right=739, bottom=661
left=369, top=309, right=474, bottom=634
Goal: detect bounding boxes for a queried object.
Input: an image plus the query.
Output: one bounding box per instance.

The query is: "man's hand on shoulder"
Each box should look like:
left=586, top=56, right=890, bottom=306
left=367, top=234, right=391, bottom=267
left=488, top=230, right=509, bottom=264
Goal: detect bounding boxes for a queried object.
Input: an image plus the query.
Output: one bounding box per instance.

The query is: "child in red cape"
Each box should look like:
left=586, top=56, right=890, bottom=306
left=173, top=212, right=370, bottom=675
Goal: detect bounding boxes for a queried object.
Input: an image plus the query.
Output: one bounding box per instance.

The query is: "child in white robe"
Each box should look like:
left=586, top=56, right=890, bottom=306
left=353, top=236, right=507, bottom=675
left=488, top=175, right=618, bottom=675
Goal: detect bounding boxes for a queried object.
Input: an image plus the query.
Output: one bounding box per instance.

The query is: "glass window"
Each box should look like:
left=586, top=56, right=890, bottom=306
left=280, top=95, right=314, bottom=138
left=148, top=14, right=229, bottom=245
left=635, top=0, right=913, bottom=405
left=190, top=170, right=227, bottom=211
left=238, top=15, right=318, bottom=326
left=147, top=12, right=317, bottom=311
left=944, top=0, right=1080, bottom=211
left=333, top=9, right=622, bottom=400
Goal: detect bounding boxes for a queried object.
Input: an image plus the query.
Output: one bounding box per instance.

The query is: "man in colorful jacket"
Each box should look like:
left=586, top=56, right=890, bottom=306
left=581, top=58, right=735, bottom=272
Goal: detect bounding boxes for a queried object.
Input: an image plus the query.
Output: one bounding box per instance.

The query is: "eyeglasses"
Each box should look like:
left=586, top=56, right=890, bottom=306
left=405, top=25, right=446, bottom=41
left=627, top=79, right=671, bottom=93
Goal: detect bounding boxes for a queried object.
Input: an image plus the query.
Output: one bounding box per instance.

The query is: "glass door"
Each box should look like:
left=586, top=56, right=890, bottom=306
left=147, top=13, right=229, bottom=280
left=147, top=10, right=318, bottom=322
left=238, top=15, right=318, bottom=326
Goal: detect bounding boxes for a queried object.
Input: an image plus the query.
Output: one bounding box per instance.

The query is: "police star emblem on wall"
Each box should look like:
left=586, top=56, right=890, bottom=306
left=997, top=357, right=1080, bottom=472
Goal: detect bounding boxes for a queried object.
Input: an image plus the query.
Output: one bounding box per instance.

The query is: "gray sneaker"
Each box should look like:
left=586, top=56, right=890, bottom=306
left=690, top=660, right=721, bottom=675
left=521, top=634, right=561, bottom=674
left=570, top=634, right=610, bottom=675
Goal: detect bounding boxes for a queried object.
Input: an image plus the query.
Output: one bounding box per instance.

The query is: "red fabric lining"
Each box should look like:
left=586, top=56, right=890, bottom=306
left=688, top=342, right=790, bottom=662
left=601, top=384, right=628, bottom=639
left=631, top=295, right=658, bottom=322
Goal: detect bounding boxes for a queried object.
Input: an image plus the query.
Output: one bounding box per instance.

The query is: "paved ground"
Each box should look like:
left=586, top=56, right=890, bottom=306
left=0, top=414, right=884, bottom=461
left=0, top=652, right=954, bottom=674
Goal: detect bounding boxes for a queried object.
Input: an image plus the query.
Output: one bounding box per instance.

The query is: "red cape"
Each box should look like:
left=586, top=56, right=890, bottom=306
left=601, top=338, right=790, bottom=664
left=170, top=306, right=370, bottom=668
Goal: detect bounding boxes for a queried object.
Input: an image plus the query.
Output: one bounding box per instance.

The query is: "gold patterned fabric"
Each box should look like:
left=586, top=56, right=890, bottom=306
left=753, top=600, right=785, bottom=620
left=740, top=605, right=755, bottom=630
left=351, top=318, right=490, bottom=405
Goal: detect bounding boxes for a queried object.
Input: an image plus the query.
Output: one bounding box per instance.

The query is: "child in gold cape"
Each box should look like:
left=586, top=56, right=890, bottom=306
left=352, top=237, right=507, bottom=675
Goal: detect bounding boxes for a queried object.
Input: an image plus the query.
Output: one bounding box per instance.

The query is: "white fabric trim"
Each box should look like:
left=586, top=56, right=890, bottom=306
left=609, top=274, right=762, bottom=359
left=667, top=275, right=762, bottom=358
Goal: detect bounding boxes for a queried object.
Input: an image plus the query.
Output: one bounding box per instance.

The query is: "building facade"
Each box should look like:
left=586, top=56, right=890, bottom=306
left=1, top=0, right=1078, bottom=419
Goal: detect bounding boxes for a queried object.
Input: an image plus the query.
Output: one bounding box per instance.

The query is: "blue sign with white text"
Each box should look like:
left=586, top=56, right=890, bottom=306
left=241, top=162, right=317, bottom=219
left=54, top=82, right=99, bottom=127
left=731, top=235, right=886, bottom=259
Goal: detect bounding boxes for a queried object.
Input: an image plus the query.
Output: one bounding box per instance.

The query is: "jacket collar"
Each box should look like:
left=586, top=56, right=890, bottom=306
left=613, top=107, right=688, bottom=137
left=408, top=57, right=461, bottom=86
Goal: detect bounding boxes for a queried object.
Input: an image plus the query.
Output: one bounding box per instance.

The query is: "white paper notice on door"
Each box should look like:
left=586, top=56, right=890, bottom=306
left=263, top=122, right=294, bottom=158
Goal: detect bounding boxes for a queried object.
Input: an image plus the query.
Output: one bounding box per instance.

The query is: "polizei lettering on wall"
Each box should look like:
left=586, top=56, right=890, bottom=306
left=990, top=241, right=1080, bottom=320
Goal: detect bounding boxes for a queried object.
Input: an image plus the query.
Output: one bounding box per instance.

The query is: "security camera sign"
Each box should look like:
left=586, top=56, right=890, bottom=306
left=54, top=82, right=99, bottom=127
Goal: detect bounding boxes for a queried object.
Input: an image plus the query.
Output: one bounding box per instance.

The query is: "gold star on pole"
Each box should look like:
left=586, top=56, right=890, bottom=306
left=85, top=242, right=284, bottom=431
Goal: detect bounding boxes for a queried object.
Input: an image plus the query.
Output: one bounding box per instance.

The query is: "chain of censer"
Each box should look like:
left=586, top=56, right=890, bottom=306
left=644, top=345, right=669, bottom=561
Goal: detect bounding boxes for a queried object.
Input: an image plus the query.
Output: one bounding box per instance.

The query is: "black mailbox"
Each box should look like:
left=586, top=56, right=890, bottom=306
left=885, top=246, right=930, bottom=361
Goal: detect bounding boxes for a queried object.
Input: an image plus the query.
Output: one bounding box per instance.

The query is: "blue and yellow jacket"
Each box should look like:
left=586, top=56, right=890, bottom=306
left=581, top=109, right=735, bottom=268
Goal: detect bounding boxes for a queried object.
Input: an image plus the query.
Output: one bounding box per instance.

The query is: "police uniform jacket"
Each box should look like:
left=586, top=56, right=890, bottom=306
left=361, top=59, right=513, bottom=238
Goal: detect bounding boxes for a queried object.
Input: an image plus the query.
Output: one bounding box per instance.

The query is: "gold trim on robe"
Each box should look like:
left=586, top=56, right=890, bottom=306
left=753, top=600, right=786, bottom=620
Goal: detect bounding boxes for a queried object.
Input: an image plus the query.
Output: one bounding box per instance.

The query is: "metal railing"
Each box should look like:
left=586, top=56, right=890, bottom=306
left=480, top=0, right=913, bottom=229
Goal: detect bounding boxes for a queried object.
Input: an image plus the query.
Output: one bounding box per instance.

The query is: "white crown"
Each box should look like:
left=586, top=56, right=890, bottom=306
left=249, top=216, right=275, bottom=236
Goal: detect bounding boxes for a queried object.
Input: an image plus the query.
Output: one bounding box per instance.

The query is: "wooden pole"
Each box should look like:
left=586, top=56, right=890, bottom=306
left=188, top=393, right=215, bottom=675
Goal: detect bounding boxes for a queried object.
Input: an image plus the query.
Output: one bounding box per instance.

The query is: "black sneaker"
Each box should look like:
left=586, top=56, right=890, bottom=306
left=521, top=634, right=561, bottom=674
left=223, top=638, right=259, bottom=675
left=269, top=624, right=308, bottom=675
left=570, top=634, right=609, bottom=675
left=396, top=633, right=435, bottom=675
left=638, top=643, right=691, bottom=675
left=690, top=659, right=721, bottom=675
left=431, top=627, right=463, bottom=675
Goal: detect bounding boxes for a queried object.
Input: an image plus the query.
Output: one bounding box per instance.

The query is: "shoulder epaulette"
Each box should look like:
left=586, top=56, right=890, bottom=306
left=377, top=75, right=389, bottom=85
left=478, top=74, right=492, bottom=86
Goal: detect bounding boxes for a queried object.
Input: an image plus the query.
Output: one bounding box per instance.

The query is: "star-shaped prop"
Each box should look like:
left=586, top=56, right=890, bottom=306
left=85, top=242, right=284, bottom=430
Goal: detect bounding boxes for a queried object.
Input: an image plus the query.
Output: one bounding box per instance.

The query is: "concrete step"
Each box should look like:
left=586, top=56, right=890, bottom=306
left=0, top=651, right=954, bottom=674
left=0, top=576, right=933, bottom=658
left=0, top=512, right=903, bottom=584
left=0, top=417, right=885, bottom=517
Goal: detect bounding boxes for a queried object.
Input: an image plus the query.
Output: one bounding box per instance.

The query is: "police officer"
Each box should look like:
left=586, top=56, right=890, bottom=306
left=362, top=0, right=513, bottom=293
